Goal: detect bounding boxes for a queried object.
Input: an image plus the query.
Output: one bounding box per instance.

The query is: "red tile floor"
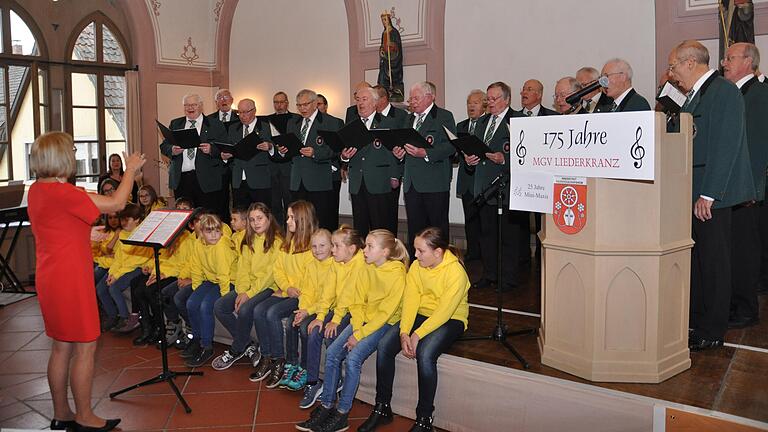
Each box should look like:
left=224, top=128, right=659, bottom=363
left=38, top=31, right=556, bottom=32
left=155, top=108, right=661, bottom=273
left=0, top=297, right=420, bottom=431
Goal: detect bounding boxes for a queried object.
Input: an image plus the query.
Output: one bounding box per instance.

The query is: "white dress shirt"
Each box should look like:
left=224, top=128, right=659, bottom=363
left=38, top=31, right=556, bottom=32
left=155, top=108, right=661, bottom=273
left=522, top=104, right=540, bottom=117
left=181, top=114, right=203, bottom=172
left=612, top=87, right=634, bottom=110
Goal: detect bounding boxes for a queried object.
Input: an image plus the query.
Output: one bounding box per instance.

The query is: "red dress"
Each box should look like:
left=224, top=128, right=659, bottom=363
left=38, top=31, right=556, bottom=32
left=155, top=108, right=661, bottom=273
left=28, top=182, right=101, bottom=342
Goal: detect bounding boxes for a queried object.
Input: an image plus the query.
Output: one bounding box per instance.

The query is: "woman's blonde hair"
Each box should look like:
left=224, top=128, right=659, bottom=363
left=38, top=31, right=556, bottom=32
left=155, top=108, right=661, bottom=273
left=282, top=200, right=318, bottom=253
left=30, top=132, right=76, bottom=179
left=197, top=213, right=223, bottom=233
left=367, top=229, right=409, bottom=267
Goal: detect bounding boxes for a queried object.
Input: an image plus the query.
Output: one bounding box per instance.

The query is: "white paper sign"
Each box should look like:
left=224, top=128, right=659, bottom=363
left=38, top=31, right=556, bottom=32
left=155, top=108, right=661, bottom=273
left=508, top=111, right=655, bottom=181
left=509, top=170, right=554, bottom=213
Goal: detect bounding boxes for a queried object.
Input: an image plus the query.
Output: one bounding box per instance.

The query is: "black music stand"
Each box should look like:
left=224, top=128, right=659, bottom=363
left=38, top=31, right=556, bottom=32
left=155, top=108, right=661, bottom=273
left=0, top=182, right=29, bottom=293
left=108, top=209, right=201, bottom=413
left=458, top=173, right=537, bottom=368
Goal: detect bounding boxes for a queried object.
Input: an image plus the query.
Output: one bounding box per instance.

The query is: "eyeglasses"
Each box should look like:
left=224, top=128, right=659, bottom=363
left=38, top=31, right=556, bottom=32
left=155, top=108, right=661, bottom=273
left=601, top=72, right=625, bottom=79
left=668, top=58, right=689, bottom=72
left=215, top=95, right=232, bottom=101
left=721, top=54, right=749, bottom=63
left=273, top=99, right=288, bottom=104
left=296, top=101, right=314, bottom=108
left=183, top=103, right=200, bottom=108
left=553, top=93, right=570, bottom=100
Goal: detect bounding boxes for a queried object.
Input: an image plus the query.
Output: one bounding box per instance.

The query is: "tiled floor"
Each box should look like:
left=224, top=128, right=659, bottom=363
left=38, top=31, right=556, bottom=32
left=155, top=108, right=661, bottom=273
left=0, top=297, right=418, bottom=431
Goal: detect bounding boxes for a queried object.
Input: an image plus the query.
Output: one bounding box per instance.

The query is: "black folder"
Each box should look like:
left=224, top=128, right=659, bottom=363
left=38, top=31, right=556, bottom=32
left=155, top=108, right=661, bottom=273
left=656, top=81, right=685, bottom=114
left=368, top=128, right=431, bottom=151
left=444, top=126, right=491, bottom=159
left=271, top=133, right=303, bottom=159
left=212, top=132, right=264, bottom=161
left=317, top=119, right=372, bottom=153
left=258, top=113, right=295, bottom=134
left=156, top=120, right=201, bottom=149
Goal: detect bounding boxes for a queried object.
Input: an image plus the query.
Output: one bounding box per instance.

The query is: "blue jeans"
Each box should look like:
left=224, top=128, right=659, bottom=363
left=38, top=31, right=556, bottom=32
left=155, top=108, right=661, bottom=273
left=94, top=265, right=108, bottom=286
left=173, top=284, right=194, bottom=323
left=320, top=322, right=392, bottom=414
left=96, top=268, right=143, bottom=319
left=376, top=315, right=465, bottom=418
left=186, top=282, right=229, bottom=348
left=255, top=297, right=299, bottom=362
left=214, top=289, right=273, bottom=354
left=305, top=312, right=350, bottom=383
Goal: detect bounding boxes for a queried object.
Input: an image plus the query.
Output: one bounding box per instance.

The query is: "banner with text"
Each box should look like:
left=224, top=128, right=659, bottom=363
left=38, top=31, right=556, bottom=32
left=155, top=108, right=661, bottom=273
left=508, top=111, right=655, bottom=181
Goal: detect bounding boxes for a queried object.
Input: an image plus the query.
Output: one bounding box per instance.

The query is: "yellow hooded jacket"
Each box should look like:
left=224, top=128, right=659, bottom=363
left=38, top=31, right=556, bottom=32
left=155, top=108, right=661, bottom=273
left=235, top=234, right=283, bottom=298
left=348, top=259, right=406, bottom=341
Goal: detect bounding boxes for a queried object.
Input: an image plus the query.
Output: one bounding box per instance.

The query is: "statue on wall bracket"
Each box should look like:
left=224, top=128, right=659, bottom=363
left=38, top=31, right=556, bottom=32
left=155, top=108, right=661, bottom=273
left=718, top=0, right=754, bottom=62
left=378, top=10, right=404, bottom=102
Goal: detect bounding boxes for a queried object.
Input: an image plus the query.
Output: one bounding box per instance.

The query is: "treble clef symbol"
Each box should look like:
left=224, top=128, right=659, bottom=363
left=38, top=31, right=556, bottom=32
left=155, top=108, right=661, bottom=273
left=516, top=130, right=527, bottom=165
left=631, top=126, right=645, bottom=169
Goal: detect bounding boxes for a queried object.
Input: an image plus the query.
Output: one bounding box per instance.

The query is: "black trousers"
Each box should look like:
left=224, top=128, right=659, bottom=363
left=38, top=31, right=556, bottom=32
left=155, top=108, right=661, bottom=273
left=461, top=191, right=482, bottom=258
left=175, top=171, right=226, bottom=220
left=478, top=203, right=526, bottom=286
left=332, top=179, right=341, bottom=231
left=351, top=179, right=398, bottom=238
left=292, top=182, right=338, bottom=231
left=758, top=197, right=768, bottom=288
left=404, top=189, right=449, bottom=257
left=269, top=162, right=292, bottom=225
left=375, top=315, right=464, bottom=418
left=690, top=208, right=732, bottom=340
left=233, top=184, right=272, bottom=211
left=730, top=204, right=760, bottom=319
left=130, top=274, right=178, bottom=329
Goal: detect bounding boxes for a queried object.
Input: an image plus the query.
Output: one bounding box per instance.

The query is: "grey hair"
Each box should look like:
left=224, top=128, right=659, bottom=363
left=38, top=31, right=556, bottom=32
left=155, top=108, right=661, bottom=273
left=296, top=89, right=318, bottom=102
left=742, top=43, right=761, bottom=72
left=182, top=93, right=202, bottom=105
left=358, top=86, right=379, bottom=102
left=558, top=77, right=583, bottom=93
left=604, top=58, right=634, bottom=81
left=675, top=40, right=710, bottom=65
left=576, top=67, right=600, bottom=81
left=414, top=81, right=436, bottom=96
left=215, top=88, right=232, bottom=100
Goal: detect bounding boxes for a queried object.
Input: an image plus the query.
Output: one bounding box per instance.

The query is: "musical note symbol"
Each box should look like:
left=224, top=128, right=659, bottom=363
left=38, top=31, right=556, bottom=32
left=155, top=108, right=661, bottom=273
left=631, top=126, right=645, bottom=169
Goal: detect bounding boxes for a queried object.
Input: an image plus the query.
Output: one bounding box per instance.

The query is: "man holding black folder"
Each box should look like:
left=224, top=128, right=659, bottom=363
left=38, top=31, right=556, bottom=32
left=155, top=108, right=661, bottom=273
left=281, top=89, right=344, bottom=230
left=220, top=98, right=273, bottom=209
left=268, top=91, right=301, bottom=225
left=392, top=81, right=456, bottom=255
left=465, top=82, right=526, bottom=291
left=456, top=89, right=487, bottom=261
left=341, top=86, right=403, bottom=237
left=159, top=94, right=228, bottom=218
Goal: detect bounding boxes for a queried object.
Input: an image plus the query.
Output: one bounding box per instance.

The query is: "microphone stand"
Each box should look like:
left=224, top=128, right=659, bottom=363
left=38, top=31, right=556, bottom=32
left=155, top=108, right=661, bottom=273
left=459, top=172, right=537, bottom=369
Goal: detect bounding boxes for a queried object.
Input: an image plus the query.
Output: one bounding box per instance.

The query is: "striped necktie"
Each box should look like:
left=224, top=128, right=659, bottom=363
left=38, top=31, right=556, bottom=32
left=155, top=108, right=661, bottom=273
left=484, top=115, right=497, bottom=144
left=468, top=119, right=476, bottom=135
left=243, top=124, right=249, bottom=138
left=414, top=113, right=426, bottom=131
left=681, top=90, right=695, bottom=111
left=299, top=118, right=310, bottom=143
left=186, top=120, right=196, bottom=159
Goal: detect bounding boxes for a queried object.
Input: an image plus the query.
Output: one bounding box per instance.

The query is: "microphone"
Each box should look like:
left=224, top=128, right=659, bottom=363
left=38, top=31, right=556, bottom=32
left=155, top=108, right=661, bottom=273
left=565, top=76, right=609, bottom=105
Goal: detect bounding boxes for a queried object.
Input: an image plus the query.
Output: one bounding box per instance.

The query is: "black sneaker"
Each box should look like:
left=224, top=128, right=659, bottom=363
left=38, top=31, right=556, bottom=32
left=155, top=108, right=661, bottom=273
left=295, top=405, right=332, bottom=432
left=185, top=347, right=214, bottom=368
left=179, top=339, right=201, bottom=359
left=264, top=358, right=286, bottom=389
left=317, top=409, right=349, bottom=432
left=249, top=357, right=273, bottom=382
left=408, top=416, right=434, bottom=432
left=358, top=402, right=393, bottom=432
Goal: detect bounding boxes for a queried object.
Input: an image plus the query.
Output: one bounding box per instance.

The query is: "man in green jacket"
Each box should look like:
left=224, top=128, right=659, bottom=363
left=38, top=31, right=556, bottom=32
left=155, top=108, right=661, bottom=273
left=722, top=42, right=767, bottom=330
left=597, top=58, right=650, bottom=112
left=667, top=40, right=756, bottom=351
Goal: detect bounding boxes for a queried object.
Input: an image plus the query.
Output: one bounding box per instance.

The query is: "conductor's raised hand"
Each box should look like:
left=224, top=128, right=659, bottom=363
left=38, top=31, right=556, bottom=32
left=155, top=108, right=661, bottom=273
left=123, top=151, right=146, bottom=174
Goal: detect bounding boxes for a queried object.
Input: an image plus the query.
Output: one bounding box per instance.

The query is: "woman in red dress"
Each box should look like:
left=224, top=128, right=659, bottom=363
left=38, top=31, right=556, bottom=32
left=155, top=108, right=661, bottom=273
left=28, top=132, right=145, bottom=432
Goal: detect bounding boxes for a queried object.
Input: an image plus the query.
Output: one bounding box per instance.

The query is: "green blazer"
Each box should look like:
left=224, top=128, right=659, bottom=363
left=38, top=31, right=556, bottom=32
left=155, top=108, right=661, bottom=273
left=284, top=111, right=344, bottom=192
left=402, top=105, right=457, bottom=193
left=741, top=77, right=768, bottom=201
left=227, top=119, right=272, bottom=189
left=685, top=73, right=755, bottom=208
left=346, top=113, right=403, bottom=195
left=471, top=108, right=524, bottom=206
left=616, top=89, right=651, bottom=112
left=159, top=116, right=228, bottom=193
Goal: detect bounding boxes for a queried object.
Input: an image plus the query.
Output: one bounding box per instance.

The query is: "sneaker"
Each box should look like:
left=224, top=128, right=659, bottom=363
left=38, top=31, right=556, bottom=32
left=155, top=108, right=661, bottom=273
left=174, top=331, right=192, bottom=350
left=245, top=344, right=262, bottom=368
left=265, top=358, right=286, bottom=389
left=165, top=320, right=183, bottom=345
left=317, top=409, right=349, bottom=432
left=211, top=349, right=246, bottom=371
left=407, top=416, right=434, bottom=432
left=278, top=363, right=298, bottom=388
left=244, top=344, right=257, bottom=361
left=115, top=313, right=140, bottom=333
left=109, top=317, right=127, bottom=333
left=185, top=346, right=214, bottom=368
left=287, top=367, right=307, bottom=392
left=298, top=381, right=322, bottom=409
left=357, top=402, right=393, bottom=432
left=180, top=339, right=201, bottom=359
left=295, top=405, right=332, bottom=432
left=249, top=357, right=273, bottom=382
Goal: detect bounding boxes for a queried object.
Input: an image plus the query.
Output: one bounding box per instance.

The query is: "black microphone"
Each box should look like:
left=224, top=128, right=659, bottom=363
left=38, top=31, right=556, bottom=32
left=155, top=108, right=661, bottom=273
left=565, top=76, right=609, bottom=105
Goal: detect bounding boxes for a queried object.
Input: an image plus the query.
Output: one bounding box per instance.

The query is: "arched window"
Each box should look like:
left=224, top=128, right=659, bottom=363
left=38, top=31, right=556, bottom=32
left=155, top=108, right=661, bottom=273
left=0, top=2, right=48, bottom=181
left=67, top=13, right=130, bottom=180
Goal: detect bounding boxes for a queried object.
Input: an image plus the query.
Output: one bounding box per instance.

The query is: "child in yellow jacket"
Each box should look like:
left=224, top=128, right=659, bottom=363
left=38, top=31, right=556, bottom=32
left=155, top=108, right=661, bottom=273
left=298, top=225, right=365, bottom=408
left=211, top=202, right=284, bottom=371
left=96, top=203, right=152, bottom=333
left=361, top=227, right=470, bottom=432
left=298, top=229, right=408, bottom=432
left=250, top=200, right=317, bottom=387
left=92, top=212, right=121, bottom=285
left=180, top=213, right=235, bottom=368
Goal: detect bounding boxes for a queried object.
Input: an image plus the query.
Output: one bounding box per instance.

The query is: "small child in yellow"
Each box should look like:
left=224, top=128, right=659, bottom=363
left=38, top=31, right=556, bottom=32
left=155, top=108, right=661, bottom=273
left=180, top=213, right=235, bottom=368
left=92, top=212, right=121, bottom=286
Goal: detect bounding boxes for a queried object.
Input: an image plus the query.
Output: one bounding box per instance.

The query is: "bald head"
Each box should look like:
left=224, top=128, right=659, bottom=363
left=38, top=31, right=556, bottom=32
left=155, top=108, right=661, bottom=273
left=520, top=79, right=544, bottom=110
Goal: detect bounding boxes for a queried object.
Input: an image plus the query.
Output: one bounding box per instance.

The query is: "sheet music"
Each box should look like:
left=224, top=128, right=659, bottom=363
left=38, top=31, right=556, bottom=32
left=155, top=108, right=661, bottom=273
left=126, top=210, right=192, bottom=247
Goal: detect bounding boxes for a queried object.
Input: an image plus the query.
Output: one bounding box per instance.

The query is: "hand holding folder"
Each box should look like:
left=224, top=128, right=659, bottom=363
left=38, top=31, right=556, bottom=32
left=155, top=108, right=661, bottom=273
left=444, top=126, right=492, bottom=159
left=156, top=120, right=202, bottom=149
left=212, top=131, right=264, bottom=161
